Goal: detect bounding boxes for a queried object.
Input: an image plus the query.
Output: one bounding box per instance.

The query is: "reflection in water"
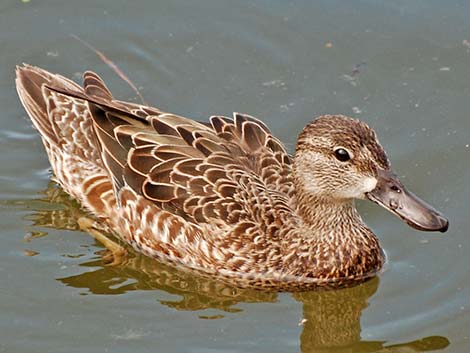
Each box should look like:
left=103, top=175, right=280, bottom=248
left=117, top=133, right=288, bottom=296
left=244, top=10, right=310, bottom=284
left=60, top=256, right=277, bottom=312
left=295, top=286, right=449, bottom=353
left=24, top=182, right=449, bottom=352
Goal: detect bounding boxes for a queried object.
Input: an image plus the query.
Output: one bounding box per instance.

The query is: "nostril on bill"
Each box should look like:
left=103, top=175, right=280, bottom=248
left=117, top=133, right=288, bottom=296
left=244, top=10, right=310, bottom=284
left=389, top=199, right=399, bottom=210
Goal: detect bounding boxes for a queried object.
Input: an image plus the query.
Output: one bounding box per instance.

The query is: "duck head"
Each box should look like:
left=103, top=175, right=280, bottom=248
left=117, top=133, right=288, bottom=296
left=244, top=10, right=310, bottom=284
left=293, top=115, right=448, bottom=232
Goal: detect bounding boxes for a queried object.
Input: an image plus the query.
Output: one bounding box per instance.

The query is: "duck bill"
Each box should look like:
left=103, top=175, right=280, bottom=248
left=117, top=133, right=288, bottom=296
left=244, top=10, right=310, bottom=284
left=366, top=169, right=449, bottom=232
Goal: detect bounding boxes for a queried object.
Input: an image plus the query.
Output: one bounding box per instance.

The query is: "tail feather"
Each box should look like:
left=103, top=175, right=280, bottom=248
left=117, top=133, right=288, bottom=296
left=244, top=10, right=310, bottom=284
left=16, top=65, right=56, bottom=144
left=15, top=64, right=108, bottom=199
left=16, top=65, right=82, bottom=145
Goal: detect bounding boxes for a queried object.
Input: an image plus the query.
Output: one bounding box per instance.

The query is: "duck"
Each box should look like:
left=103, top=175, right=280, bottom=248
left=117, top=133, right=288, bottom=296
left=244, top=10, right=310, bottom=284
left=15, top=64, right=448, bottom=290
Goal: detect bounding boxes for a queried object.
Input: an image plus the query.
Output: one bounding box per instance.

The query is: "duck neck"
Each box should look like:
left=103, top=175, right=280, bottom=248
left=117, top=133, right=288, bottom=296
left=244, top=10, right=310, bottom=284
left=295, top=192, right=359, bottom=229
left=293, top=192, right=372, bottom=243
left=284, top=191, right=384, bottom=279
left=290, top=150, right=376, bottom=243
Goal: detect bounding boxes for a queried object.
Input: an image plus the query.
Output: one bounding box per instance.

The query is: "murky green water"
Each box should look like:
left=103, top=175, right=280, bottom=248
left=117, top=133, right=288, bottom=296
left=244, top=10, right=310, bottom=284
left=1, top=0, right=469, bottom=352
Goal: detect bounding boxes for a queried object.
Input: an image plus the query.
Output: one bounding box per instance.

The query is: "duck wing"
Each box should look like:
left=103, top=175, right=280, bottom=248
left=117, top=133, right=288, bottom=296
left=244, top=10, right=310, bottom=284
left=46, top=71, right=294, bottom=225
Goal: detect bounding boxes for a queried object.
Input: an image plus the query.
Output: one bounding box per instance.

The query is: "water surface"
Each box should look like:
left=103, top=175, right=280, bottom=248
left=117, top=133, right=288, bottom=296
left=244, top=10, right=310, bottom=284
left=1, top=1, right=469, bottom=352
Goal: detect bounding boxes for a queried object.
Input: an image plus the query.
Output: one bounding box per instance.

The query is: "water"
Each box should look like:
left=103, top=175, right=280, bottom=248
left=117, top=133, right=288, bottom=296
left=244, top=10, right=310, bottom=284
left=1, top=0, right=469, bottom=352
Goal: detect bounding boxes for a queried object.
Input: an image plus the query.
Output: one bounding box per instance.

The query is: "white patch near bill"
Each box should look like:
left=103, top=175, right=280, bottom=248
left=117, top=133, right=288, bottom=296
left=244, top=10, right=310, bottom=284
left=334, top=176, right=377, bottom=200
left=357, top=176, right=377, bottom=199
left=363, top=176, right=378, bottom=192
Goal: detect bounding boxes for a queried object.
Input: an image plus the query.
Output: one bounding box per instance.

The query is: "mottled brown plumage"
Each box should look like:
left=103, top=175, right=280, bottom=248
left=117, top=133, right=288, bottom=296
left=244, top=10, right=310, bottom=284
left=15, top=64, right=448, bottom=290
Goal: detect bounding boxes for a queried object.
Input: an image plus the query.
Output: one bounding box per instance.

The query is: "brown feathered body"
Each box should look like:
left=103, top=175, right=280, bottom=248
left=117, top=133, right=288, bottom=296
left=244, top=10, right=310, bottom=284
left=16, top=65, right=385, bottom=290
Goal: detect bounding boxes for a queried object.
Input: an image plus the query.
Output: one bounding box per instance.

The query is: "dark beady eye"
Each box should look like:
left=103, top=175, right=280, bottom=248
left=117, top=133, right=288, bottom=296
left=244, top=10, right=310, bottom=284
left=334, top=148, right=351, bottom=162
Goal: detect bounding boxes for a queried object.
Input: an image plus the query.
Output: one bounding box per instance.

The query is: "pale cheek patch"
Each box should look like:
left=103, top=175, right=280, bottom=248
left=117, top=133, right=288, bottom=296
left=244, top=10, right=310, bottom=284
left=355, top=176, right=377, bottom=199
left=362, top=176, right=377, bottom=193
left=335, top=176, right=377, bottom=199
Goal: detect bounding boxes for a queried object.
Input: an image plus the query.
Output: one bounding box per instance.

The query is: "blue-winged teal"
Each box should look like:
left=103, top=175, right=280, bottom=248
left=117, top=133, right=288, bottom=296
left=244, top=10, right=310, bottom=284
left=16, top=65, right=448, bottom=290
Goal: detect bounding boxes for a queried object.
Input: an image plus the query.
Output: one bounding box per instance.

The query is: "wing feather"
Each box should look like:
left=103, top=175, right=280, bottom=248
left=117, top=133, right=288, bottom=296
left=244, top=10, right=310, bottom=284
left=41, top=69, right=294, bottom=226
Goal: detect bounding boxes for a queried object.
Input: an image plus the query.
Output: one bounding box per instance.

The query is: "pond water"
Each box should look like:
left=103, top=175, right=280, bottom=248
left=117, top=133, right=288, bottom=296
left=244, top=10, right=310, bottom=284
left=1, top=1, right=469, bottom=352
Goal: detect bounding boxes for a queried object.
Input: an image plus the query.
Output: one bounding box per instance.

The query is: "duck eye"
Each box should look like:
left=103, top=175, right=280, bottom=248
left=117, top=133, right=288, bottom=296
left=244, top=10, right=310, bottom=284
left=334, top=148, right=351, bottom=162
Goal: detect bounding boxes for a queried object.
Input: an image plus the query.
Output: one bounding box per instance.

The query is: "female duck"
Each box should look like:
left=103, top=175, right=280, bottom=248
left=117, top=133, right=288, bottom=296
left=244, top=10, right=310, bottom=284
left=16, top=65, right=448, bottom=290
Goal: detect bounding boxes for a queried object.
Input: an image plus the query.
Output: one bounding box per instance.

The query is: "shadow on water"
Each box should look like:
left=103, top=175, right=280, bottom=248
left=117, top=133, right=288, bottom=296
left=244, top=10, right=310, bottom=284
left=20, top=182, right=450, bottom=352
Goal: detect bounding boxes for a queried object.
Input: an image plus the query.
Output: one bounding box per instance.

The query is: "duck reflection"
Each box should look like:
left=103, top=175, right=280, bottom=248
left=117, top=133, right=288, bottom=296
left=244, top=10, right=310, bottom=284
left=295, top=286, right=449, bottom=353
left=25, top=182, right=449, bottom=352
